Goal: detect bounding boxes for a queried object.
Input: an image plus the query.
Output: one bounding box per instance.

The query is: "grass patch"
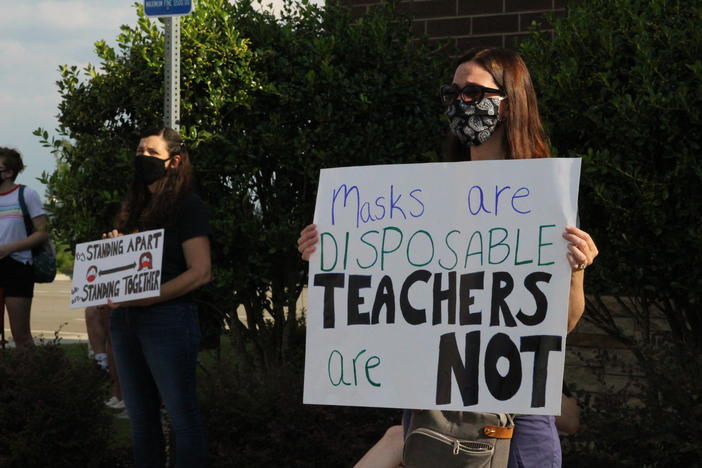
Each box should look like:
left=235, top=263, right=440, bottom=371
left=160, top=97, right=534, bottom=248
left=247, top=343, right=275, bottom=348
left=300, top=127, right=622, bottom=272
left=59, top=342, right=90, bottom=361
left=198, top=335, right=237, bottom=369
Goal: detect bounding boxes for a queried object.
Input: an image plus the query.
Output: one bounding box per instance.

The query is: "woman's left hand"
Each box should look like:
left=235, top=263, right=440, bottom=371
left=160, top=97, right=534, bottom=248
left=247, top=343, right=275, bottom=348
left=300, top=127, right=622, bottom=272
left=562, top=225, right=598, bottom=273
left=105, top=299, right=120, bottom=311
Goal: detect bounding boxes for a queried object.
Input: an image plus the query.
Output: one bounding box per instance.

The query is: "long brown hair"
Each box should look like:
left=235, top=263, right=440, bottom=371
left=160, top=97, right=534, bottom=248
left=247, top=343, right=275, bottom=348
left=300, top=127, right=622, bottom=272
left=446, top=47, right=551, bottom=161
left=116, top=128, right=193, bottom=232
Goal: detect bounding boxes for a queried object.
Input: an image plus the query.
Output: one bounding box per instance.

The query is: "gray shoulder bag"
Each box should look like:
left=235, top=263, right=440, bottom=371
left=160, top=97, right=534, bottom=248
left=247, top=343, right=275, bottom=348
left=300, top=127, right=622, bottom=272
left=403, top=410, right=514, bottom=468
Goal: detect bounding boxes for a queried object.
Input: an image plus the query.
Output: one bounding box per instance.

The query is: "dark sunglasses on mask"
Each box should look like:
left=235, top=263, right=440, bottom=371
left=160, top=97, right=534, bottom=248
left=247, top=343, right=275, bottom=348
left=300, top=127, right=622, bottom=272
left=440, top=83, right=505, bottom=106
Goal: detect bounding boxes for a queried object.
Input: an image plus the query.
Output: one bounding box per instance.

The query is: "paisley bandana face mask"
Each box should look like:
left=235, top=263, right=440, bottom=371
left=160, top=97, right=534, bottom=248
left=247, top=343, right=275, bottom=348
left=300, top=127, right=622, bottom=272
left=446, top=95, right=504, bottom=147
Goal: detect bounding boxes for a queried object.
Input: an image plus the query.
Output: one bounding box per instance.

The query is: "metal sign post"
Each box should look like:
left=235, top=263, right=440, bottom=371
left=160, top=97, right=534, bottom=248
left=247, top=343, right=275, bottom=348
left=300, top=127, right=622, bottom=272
left=144, top=1, right=193, bottom=131
left=164, top=17, right=181, bottom=131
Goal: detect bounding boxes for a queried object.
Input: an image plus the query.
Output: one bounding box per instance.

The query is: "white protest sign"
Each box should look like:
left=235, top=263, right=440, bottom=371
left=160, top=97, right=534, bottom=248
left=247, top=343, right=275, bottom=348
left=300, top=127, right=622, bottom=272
left=70, top=229, right=165, bottom=309
left=303, top=158, right=581, bottom=415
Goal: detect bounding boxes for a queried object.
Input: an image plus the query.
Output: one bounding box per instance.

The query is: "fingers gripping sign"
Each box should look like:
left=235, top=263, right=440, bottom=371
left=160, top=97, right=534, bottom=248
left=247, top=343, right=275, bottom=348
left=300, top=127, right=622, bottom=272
left=562, top=225, right=598, bottom=272
left=297, top=224, right=319, bottom=261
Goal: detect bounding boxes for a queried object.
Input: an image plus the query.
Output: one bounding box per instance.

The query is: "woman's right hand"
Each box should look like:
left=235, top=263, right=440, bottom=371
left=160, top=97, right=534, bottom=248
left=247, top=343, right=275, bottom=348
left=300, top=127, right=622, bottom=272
left=102, top=229, right=124, bottom=239
left=297, top=224, right=318, bottom=262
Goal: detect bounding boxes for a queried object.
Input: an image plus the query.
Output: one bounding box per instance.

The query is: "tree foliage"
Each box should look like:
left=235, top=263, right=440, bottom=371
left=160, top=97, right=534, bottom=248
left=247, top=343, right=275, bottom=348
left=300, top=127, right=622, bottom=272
left=520, top=0, right=702, bottom=349
left=39, top=0, right=447, bottom=370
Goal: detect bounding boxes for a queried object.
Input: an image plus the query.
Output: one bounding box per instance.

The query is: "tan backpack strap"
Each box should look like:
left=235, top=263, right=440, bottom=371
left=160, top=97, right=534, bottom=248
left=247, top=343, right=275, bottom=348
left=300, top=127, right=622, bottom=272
left=483, top=425, right=514, bottom=439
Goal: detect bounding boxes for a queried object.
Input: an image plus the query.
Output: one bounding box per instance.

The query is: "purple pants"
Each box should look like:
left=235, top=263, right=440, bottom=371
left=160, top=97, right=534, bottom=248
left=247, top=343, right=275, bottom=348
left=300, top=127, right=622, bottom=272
left=507, top=415, right=561, bottom=468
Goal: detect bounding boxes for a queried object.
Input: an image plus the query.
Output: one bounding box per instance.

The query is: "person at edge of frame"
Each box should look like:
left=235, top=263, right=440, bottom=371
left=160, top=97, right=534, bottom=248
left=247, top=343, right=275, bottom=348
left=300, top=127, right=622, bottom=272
left=104, top=128, right=212, bottom=468
left=296, top=47, right=599, bottom=468
left=0, top=147, right=49, bottom=348
left=85, top=305, right=126, bottom=416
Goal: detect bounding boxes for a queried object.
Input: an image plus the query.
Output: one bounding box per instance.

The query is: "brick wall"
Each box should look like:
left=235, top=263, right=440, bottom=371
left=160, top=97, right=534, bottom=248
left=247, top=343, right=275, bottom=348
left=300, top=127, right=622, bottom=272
left=564, top=296, right=670, bottom=399
left=341, top=0, right=565, bottom=49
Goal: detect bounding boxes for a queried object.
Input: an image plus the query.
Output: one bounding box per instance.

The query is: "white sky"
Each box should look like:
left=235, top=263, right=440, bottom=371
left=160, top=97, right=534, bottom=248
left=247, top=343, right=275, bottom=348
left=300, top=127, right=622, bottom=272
left=0, top=1, right=136, bottom=198
left=0, top=0, right=316, bottom=200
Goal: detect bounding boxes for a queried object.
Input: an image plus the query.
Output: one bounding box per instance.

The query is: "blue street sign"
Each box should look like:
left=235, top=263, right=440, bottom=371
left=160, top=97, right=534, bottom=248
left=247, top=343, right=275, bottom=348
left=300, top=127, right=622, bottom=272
left=144, top=0, right=192, bottom=17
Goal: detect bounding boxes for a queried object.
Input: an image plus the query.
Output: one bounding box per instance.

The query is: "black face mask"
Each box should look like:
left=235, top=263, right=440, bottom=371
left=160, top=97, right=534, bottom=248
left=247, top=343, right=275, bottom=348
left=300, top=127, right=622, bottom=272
left=134, top=155, right=171, bottom=185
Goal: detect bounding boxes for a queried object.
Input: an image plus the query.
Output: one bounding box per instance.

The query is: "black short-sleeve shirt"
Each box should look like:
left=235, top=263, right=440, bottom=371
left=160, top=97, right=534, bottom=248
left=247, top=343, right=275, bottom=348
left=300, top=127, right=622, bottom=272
left=160, top=191, right=212, bottom=287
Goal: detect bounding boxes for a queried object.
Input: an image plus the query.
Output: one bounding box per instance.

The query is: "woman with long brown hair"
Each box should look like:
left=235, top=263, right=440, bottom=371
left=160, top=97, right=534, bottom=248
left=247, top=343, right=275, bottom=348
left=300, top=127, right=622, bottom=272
left=298, top=47, right=598, bottom=467
left=105, top=127, right=211, bottom=468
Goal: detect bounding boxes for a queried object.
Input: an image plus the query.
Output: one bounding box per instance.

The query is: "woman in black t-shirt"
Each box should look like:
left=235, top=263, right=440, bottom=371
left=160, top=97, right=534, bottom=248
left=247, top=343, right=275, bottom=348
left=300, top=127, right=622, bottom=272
left=105, top=127, right=211, bottom=468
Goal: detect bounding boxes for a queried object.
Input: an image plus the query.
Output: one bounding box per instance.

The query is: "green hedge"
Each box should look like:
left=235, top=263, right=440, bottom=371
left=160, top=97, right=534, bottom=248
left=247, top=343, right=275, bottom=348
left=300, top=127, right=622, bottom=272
left=520, top=2, right=702, bottom=465
left=520, top=0, right=702, bottom=348
left=0, top=345, right=126, bottom=468
left=39, top=0, right=448, bottom=371
left=199, top=332, right=399, bottom=467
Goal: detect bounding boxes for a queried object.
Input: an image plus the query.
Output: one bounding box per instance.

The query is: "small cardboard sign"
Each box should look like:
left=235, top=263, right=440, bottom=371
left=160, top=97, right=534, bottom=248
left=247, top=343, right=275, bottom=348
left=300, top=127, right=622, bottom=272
left=70, top=229, right=165, bottom=308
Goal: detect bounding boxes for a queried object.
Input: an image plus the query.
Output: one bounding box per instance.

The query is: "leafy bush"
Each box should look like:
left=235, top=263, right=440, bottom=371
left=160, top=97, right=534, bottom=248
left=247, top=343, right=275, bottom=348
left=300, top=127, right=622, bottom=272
left=520, top=0, right=702, bottom=349
left=39, top=0, right=447, bottom=371
left=0, top=345, right=125, bottom=468
left=199, top=325, right=399, bottom=468
left=36, top=2, right=448, bottom=464
left=54, top=242, right=74, bottom=277
left=519, top=3, right=702, bottom=464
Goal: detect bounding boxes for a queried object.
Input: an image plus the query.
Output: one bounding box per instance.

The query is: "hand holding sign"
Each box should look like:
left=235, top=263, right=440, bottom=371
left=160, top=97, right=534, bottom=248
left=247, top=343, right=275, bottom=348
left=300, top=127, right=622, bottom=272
left=100, top=229, right=130, bottom=309
left=298, top=224, right=319, bottom=261
left=71, top=229, right=165, bottom=309
left=103, top=229, right=124, bottom=240
left=563, top=225, right=599, bottom=272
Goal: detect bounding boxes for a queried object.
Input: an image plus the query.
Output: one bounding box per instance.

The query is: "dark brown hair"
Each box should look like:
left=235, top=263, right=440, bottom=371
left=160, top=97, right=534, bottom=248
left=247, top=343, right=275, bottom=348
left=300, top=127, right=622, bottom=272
left=116, top=128, right=193, bottom=232
left=445, top=47, right=551, bottom=161
left=0, top=147, right=25, bottom=181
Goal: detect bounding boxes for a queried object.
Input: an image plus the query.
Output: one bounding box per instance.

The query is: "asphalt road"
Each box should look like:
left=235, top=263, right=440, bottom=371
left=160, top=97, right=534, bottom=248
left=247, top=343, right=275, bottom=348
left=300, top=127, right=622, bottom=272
left=2, top=276, right=308, bottom=345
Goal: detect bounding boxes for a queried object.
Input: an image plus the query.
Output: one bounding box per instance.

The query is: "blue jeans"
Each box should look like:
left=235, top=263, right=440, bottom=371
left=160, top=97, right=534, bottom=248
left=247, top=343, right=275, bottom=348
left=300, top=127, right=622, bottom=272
left=110, top=302, right=207, bottom=468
